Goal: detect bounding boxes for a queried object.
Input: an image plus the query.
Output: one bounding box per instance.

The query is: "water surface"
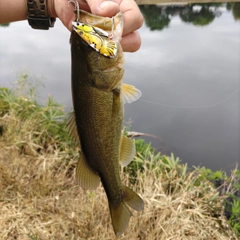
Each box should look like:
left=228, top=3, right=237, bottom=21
left=0, top=3, right=239, bottom=172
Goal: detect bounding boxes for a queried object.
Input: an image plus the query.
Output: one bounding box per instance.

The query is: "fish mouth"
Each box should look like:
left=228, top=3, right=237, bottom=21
left=72, top=21, right=119, bottom=58
left=71, top=10, right=123, bottom=58
left=72, top=9, right=124, bottom=43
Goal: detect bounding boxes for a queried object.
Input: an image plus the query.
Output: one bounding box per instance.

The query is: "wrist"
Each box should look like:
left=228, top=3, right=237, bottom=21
left=27, top=0, right=56, bottom=30
left=47, top=0, right=57, bottom=18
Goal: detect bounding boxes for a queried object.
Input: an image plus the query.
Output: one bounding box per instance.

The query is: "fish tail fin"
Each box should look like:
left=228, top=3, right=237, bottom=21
left=109, top=200, right=132, bottom=237
left=122, top=186, right=144, bottom=212
left=109, top=186, right=144, bottom=236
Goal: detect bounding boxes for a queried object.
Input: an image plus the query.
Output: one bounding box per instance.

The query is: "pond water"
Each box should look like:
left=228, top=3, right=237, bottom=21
left=0, top=3, right=239, bottom=172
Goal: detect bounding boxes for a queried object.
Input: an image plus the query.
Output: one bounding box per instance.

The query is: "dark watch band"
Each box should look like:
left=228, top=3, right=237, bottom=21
left=27, top=0, right=56, bottom=30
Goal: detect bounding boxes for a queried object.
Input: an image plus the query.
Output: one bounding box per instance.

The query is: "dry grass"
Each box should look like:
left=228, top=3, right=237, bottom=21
left=0, top=88, right=238, bottom=239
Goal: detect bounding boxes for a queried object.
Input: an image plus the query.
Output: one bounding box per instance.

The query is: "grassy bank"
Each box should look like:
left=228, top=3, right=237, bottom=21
left=0, top=77, right=239, bottom=239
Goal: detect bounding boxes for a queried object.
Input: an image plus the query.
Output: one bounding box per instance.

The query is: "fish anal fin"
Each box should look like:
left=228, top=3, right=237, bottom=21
left=66, top=112, right=80, bottom=145
left=76, top=152, right=100, bottom=190
left=122, top=83, right=142, bottom=104
left=123, top=185, right=144, bottom=212
left=109, top=185, right=144, bottom=236
left=119, top=135, right=136, bottom=167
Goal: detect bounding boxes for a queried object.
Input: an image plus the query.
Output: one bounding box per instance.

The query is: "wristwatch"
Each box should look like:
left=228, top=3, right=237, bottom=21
left=27, top=0, right=56, bottom=30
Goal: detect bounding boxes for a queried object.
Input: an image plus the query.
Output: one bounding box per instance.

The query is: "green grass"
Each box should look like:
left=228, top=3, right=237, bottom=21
left=0, top=75, right=239, bottom=239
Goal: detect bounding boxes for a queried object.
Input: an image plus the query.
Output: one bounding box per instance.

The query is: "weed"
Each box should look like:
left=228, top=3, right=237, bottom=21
left=0, top=77, right=239, bottom=239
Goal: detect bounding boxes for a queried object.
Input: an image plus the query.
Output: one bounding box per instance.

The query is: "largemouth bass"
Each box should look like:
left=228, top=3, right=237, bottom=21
left=68, top=8, right=144, bottom=236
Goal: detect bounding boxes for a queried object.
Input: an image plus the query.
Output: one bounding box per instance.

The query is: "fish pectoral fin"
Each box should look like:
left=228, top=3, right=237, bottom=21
left=123, top=185, right=144, bottom=212
left=119, top=135, right=136, bottom=167
left=76, top=152, right=100, bottom=190
left=109, top=186, right=144, bottom=236
left=122, top=83, right=142, bottom=104
left=66, top=112, right=80, bottom=145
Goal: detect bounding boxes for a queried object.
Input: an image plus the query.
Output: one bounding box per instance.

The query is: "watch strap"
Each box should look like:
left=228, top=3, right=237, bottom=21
left=27, top=0, right=56, bottom=30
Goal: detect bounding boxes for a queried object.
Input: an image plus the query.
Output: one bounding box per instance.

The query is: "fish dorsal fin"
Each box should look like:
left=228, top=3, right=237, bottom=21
left=122, top=84, right=142, bottom=104
left=66, top=112, right=80, bottom=145
left=67, top=113, right=100, bottom=190
left=76, top=152, right=100, bottom=190
left=119, top=135, right=136, bottom=167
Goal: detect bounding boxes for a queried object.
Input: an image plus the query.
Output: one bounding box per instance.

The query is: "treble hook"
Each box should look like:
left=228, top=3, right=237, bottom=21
left=68, top=0, right=80, bottom=23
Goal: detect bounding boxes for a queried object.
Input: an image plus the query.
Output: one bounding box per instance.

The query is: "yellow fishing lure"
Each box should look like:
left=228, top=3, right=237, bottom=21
left=73, top=22, right=117, bottom=58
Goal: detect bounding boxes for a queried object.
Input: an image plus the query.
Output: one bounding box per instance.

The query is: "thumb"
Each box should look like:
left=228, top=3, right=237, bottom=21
left=84, top=0, right=120, bottom=17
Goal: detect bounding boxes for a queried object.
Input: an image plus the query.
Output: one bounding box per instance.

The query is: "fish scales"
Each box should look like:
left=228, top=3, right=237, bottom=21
left=69, top=9, right=144, bottom=236
left=71, top=31, right=123, bottom=170
left=71, top=30, right=123, bottom=196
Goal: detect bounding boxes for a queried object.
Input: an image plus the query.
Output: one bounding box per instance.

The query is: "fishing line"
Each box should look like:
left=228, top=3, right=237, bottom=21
left=139, top=87, right=240, bottom=109
left=68, top=0, right=80, bottom=22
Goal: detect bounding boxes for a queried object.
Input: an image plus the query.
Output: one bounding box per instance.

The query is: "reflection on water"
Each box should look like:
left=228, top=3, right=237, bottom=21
left=0, top=3, right=239, bottom=172
left=139, top=2, right=240, bottom=30
left=126, top=2, right=240, bottom=173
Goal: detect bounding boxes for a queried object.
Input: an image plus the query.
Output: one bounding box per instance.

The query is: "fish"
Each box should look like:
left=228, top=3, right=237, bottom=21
left=67, top=9, right=144, bottom=236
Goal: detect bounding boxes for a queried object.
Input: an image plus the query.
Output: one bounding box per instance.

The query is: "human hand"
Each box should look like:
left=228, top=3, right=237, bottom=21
left=48, top=0, right=143, bottom=52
